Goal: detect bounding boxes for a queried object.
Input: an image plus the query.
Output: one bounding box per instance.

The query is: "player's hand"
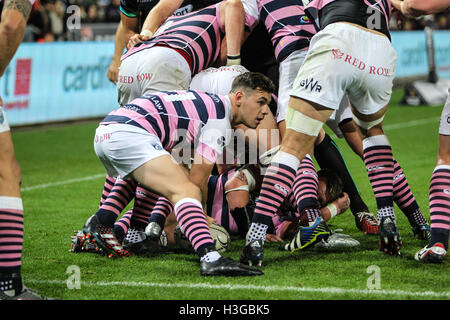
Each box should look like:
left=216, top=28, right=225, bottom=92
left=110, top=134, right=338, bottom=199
left=265, top=233, right=283, bottom=243
left=127, top=33, right=151, bottom=50
left=0, top=96, right=3, bottom=107
left=205, top=215, right=217, bottom=226
left=334, top=192, right=350, bottom=215
left=107, top=60, right=120, bottom=84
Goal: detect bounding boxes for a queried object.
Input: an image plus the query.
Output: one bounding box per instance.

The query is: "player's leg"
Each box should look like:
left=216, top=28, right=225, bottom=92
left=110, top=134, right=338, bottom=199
left=94, top=124, right=261, bottom=275
left=321, top=102, right=378, bottom=234
left=0, top=107, right=45, bottom=299
left=351, top=105, right=402, bottom=256
left=0, top=126, right=25, bottom=298
left=416, top=93, right=450, bottom=263
left=132, top=156, right=262, bottom=276
left=242, top=97, right=334, bottom=265
left=241, top=26, right=347, bottom=265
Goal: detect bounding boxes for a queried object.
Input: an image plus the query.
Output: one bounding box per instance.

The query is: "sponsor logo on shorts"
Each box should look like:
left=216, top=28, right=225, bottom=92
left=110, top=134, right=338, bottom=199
left=152, top=143, right=163, bottom=150
left=0, top=108, right=4, bottom=125
left=332, top=49, right=344, bottom=60
left=331, top=49, right=391, bottom=76
left=447, top=116, right=450, bottom=124
left=94, top=132, right=112, bottom=143
left=299, top=78, right=322, bottom=92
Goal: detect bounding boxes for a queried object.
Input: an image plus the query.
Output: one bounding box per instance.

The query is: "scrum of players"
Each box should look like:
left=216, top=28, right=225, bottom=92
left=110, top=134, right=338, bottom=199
left=67, top=0, right=450, bottom=279
left=2, top=0, right=449, bottom=300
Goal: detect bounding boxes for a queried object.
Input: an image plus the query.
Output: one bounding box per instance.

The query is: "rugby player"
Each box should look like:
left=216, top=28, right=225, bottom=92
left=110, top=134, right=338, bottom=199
left=0, top=0, right=47, bottom=299
left=85, top=72, right=275, bottom=276
left=390, top=0, right=450, bottom=263
left=107, top=0, right=207, bottom=84
left=242, top=0, right=404, bottom=267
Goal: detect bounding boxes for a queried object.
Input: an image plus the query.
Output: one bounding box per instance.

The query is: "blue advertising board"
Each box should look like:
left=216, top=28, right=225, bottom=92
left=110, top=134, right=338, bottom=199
left=392, top=30, right=450, bottom=78
left=0, top=41, right=117, bottom=126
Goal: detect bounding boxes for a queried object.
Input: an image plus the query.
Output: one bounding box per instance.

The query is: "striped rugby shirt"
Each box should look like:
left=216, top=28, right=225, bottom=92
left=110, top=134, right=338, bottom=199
left=101, top=90, right=234, bottom=163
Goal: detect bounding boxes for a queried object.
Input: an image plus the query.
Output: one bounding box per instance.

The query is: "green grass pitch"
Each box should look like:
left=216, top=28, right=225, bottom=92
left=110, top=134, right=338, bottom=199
left=11, top=90, right=449, bottom=300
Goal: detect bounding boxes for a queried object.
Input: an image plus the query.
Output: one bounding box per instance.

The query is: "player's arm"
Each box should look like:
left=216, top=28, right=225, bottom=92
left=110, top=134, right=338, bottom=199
left=391, top=0, right=450, bottom=18
left=127, top=0, right=184, bottom=49
left=107, top=12, right=139, bottom=84
left=320, top=192, right=350, bottom=222
left=0, top=0, right=32, bottom=77
left=221, top=0, right=245, bottom=65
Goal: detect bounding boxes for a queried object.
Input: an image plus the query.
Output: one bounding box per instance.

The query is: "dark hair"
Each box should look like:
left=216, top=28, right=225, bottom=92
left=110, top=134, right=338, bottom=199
left=318, top=169, right=343, bottom=203
left=230, top=72, right=276, bottom=95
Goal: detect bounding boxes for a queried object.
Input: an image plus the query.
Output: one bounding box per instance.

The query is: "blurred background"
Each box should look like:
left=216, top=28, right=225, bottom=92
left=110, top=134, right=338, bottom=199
left=0, top=0, right=449, bottom=127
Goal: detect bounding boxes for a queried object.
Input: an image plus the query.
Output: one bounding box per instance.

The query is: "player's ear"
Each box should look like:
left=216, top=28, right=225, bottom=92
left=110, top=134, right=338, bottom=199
left=234, top=89, right=244, bottom=107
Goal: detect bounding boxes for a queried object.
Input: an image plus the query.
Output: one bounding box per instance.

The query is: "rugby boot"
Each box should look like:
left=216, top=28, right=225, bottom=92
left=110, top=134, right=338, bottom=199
left=415, top=243, right=446, bottom=264
left=240, top=239, right=264, bottom=267
left=145, top=221, right=163, bottom=240
left=378, top=217, right=402, bottom=256
left=201, top=248, right=263, bottom=277
left=82, top=215, right=130, bottom=258
left=411, top=223, right=431, bottom=241
left=123, top=228, right=161, bottom=256
left=280, top=217, right=331, bottom=252
left=355, top=211, right=379, bottom=235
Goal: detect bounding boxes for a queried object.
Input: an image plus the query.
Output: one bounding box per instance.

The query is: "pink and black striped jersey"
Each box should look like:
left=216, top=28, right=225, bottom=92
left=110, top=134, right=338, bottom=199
left=101, top=90, right=233, bottom=163
left=257, top=0, right=318, bottom=63
left=122, top=1, right=258, bottom=75
left=304, top=0, right=392, bottom=39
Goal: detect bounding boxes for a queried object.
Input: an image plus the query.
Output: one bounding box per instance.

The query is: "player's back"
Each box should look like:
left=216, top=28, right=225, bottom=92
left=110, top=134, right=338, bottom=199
left=258, top=0, right=317, bottom=63
left=102, top=90, right=232, bottom=154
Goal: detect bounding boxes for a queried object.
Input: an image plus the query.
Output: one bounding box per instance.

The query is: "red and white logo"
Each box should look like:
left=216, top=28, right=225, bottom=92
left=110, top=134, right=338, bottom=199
left=332, top=49, right=344, bottom=60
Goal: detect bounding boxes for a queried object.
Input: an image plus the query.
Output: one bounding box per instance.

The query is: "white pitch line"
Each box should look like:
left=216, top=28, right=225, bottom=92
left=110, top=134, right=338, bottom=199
left=327, top=116, right=439, bottom=139
left=383, top=116, right=440, bottom=131
left=21, top=173, right=106, bottom=192
left=26, top=279, right=450, bottom=298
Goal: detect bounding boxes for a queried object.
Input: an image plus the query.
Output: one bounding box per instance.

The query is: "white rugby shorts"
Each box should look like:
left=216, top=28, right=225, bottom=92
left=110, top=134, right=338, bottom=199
left=94, top=124, right=170, bottom=179
left=277, top=49, right=308, bottom=123
left=0, top=107, right=10, bottom=133
left=439, top=89, right=450, bottom=136
left=290, top=22, right=398, bottom=115
left=189, top=65, right=249, bottom=95
left=118, top=46, right=192, bottom=105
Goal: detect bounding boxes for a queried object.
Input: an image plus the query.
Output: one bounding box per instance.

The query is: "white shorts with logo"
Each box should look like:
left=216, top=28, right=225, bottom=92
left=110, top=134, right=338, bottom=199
left=94, top=124, right=169, bottom=179
left=118, top=46, right=192, bottom=105
left=439, top=89, right=450, bottom=136
left=290, top=23, right=397, bottom=115
left=0, top=107, right=10, bottom=133
left=189, top=65, right=249, bottom=95
left=277, top=49, right=308, bottom=123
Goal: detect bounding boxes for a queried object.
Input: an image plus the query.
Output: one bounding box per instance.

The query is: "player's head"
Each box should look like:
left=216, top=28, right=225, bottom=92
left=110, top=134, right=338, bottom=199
left=317, top=169, right=343, bottom=208
left=229, top=72, right=276, bottom=129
